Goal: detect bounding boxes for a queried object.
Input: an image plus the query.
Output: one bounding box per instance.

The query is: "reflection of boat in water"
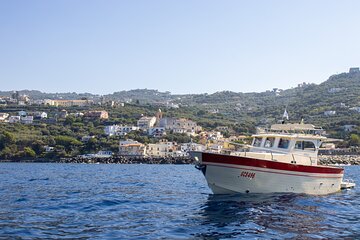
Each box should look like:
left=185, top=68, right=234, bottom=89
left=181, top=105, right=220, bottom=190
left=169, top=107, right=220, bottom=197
left=191, top=123, right=355, bottom=195
left=194, top=193, right=324, bottom=239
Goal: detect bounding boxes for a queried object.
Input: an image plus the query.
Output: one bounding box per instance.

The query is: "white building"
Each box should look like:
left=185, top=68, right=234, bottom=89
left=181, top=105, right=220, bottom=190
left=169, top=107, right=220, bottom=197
left=148, top=127, right=166, bottom=137
left=119, top=140, right=146, bottom=156
left=35, top=112, right=48, bottom=119
left=207, top=131, right=224, bottom=141
left=342, top=125, right=357, bottom=132
left=328, top=88, right=344, bottom=93
left=159, top=117, right=201, bottom=135
left=105, top=125, right=119, bottom=136
left=137, top=116, right=156, bottom=130
left=324, top=111, right=336, bottom=116
left=82, top=135, right=95, bottom=142
left=350, top=107, right=360, bottom=113
left=208, top=144, right=223, bottom=153
left=18, top=110, right=27, bottom=116
left=118, top=126, right=139, bottom=136
left=180, top=142, right=206, bottom=155
left=21, top=116, right=33, bottom=124
left=0, top=113, right=9, bottom=122
left=9, top=116, right=21, bottom=123
left=104, top=125, right=139, bottom=136
left=147, top=140, right=177, bottom=157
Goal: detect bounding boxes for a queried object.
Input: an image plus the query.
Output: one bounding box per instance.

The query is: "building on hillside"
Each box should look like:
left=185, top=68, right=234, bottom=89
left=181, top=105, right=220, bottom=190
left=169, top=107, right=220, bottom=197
left=216, top=126, right=229, bottom=132
left=328, top=88, right=344, bottom=93
left=104, top=125, right=120, bottom=136
left=206, top=131, right=224, bottom=141
left=159, top=117, right=201, bottom=135
left=137, top=116, right=156, bottom=130
left=31, top=99, right=44, bottom=105
left=180, top=142, right=206, bottom=154
left=350, top=107, right=360, bottom=113
left=342, top=125, right=357, bottom=132
left=0, top=113, right=9, bottom=122
left=44, top=146, right=55, bottom=152
left=34, top=112, right=48, bottom=119
left=104, top=125, right=139, bottom=136
left=59, top=109, right=68, bottom=118
left=18, top=110, right=27, bottom=117
left=208, top=144, right=223, bottom=154
left=155, top=109, right=163, bottom=124
left=226, top=135, right=250, bottom=145
left=8, top=116, right=20, bottom=123
left=44, top=99, right=94, bottom=107
left=349, top=67, right=360, bottom=73
left=117, top=126, right=139, bottom=136
left=147, top=140, right=177, bottom=157
left=21, top=116, right=33, bottom=124
left=81, top=135, right=95, bottom=142
left=85, top=110, right=109, bottom=120
left=119, top=140, right=146, bottom=156
left=321, top=143, right=336, bottom=150
left=333, top=102, right=347, bottom=108
left=148, top=127, right=166, bottom=137
left=324, top=110, right=336, bottom=116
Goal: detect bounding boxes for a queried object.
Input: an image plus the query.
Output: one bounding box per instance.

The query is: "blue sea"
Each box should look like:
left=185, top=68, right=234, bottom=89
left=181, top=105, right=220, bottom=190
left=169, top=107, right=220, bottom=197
left=0, top=163, right=359, bottom=239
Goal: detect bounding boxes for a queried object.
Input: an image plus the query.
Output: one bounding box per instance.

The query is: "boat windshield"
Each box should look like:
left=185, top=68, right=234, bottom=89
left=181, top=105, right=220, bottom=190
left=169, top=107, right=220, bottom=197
left=295, top=141, right=316, bottom=151
left=253, top=137, right=262, bottom=147
left=264, top=137, right=275, bottom=148
left=278, top=138, right=290, bottom=149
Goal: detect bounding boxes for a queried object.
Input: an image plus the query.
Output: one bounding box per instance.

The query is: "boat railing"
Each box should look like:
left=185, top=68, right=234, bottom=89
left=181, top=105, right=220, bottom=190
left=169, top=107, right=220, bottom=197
left=228, top=142, right=317, bottom=165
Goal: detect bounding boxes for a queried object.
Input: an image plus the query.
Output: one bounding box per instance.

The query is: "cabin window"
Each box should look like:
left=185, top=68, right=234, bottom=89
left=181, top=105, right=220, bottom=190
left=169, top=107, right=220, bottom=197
left=253, top=137, right=262, bottom=147
left=295, top=141, right=316, bottom=151
left=278, top=138, right=290, bottom=149
left=264, top=137, right=275, bottom=148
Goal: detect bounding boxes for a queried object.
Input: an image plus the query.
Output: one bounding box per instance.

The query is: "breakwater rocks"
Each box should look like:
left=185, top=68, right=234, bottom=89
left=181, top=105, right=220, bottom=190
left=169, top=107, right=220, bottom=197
left=319, top=155, right=360, bottom=165
left=58, top=156, right=195, bottom=164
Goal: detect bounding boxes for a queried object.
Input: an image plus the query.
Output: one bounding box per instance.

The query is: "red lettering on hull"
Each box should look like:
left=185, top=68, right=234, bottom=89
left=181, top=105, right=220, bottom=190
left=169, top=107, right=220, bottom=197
left=240, top=171, right=256, bottom=179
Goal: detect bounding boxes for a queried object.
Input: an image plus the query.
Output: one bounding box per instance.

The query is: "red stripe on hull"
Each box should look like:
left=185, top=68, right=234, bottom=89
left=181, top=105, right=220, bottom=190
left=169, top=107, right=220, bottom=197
left=205, top=163, right=342, bottom=178
left=202, top=152, right=343, bottom=174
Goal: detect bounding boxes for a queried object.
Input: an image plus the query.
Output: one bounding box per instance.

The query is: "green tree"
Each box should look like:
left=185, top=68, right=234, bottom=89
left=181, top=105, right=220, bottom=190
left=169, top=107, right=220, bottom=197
left=24, top=147, right=36, bottom=158
left=349, top=134, right=360, bottom=146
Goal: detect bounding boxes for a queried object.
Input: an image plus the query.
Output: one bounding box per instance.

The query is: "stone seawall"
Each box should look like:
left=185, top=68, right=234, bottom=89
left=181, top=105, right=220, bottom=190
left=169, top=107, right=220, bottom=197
left=2, top=154, right=360, bottom=165
left=319, top=155, right=360, bottom=165
left=58, top=156, right=195, bottom=164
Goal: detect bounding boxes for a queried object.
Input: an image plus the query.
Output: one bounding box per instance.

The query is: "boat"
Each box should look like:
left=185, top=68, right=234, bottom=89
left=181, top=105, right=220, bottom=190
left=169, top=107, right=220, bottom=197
left=191, top=123, right=355, bottom=195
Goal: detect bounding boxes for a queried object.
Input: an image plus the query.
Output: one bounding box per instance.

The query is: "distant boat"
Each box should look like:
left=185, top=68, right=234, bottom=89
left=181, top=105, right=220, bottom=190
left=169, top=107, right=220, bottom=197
left=191, top=123, right=355, bottom=195
left=80, top=151, right=113, bottom=159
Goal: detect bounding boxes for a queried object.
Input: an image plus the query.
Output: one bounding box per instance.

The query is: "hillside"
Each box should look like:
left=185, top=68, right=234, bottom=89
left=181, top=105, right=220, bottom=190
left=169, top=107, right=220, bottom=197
left=2, top=70, right=360, bottom=135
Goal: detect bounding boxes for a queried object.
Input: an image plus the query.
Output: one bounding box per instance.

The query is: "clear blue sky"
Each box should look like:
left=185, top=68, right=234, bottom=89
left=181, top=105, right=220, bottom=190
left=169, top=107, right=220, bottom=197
left=1, top=0, right=359, bottom=94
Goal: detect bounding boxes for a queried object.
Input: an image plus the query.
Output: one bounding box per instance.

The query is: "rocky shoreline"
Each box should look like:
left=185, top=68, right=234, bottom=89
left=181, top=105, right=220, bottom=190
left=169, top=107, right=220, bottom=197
left=2, top=154, right=360, bottom=165
left=319, top=155, right=360, bottom=166
left=59, top=156, right=195, bottom=164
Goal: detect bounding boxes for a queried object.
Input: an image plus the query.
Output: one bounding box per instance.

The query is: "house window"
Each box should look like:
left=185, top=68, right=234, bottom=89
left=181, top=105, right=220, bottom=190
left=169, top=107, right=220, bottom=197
left=278, top=138, right=290, bottom=149
left=295, top=141, right=316, bottom=151
left=264, top=137, right=275, bottom=148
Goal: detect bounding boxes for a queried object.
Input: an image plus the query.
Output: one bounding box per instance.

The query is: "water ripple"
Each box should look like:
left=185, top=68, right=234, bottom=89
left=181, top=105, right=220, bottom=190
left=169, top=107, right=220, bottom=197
left=0, top=163, right=359, bottom=239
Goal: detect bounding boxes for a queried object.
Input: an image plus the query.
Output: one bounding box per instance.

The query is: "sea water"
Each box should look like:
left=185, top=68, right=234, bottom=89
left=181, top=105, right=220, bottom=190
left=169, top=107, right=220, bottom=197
left=0, top=163, right=359, bottom=239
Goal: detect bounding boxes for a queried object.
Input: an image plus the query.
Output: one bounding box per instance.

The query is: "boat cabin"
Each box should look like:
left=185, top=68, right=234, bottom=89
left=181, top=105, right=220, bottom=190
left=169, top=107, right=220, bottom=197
left=243, top=123, right=327, bottom=166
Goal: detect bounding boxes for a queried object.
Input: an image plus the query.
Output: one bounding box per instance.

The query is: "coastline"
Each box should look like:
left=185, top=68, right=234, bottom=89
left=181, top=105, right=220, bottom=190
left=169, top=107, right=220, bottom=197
left=1, top=154, right=360, bottom=165
left=0, top=156, right=195, bottom=164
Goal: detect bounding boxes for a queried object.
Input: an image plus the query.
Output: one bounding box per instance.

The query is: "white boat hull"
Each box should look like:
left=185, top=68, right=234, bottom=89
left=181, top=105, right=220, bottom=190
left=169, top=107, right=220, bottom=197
left=194, top=152, right=344, bottom=195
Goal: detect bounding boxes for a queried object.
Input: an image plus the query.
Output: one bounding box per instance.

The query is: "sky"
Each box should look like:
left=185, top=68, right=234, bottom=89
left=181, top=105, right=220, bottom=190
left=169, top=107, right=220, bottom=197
left=0, top=0, right=360, bottom=95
